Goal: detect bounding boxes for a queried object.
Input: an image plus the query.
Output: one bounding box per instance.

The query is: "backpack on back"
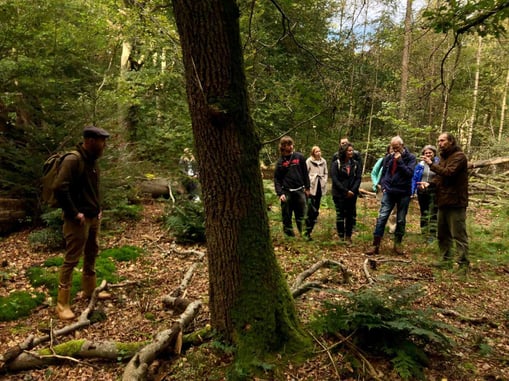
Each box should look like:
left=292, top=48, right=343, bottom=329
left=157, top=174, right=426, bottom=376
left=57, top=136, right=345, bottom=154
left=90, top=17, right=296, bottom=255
left=41, top=150, right=83, bottom=208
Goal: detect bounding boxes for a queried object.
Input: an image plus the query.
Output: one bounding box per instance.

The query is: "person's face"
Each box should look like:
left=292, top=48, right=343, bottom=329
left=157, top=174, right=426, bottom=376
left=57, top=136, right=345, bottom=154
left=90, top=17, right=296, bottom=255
left=391, top=141, right=403, bottom=154
left=346, top=146, right=354, bottom=158
left=423, top=149, right=434, bottom=158
left=437, top=134, right=450, bottom=151
left=340, top=138, right=349, bottom=147
left=86, top=137, right=107, bottom=158
left=281, top=143, right=293, bottom=155
left=312, top=148, right=322, bottom=159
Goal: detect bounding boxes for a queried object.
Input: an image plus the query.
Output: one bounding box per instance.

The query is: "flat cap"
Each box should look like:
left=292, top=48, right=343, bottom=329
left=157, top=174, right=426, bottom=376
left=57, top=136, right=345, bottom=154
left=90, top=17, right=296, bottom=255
left=83, top=125, right=110, bottom=138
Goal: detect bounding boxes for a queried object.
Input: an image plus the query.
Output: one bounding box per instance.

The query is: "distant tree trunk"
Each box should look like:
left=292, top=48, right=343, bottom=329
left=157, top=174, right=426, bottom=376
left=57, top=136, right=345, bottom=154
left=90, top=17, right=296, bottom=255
left=499, top=67, right=509, bottom=142
left=466, top=36, right=482, bottom=155
left=171, top=0, right=310, bottom=370
left=440, top=42, right=462, bottom=132
left=399, top=0, right=413, bottom=120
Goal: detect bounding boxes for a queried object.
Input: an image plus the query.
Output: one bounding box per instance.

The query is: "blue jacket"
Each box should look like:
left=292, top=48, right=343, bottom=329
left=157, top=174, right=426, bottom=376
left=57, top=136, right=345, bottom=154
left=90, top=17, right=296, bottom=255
left=411, top=157, right=439, bottom=195
left=380, top=148, right=416, bottom=196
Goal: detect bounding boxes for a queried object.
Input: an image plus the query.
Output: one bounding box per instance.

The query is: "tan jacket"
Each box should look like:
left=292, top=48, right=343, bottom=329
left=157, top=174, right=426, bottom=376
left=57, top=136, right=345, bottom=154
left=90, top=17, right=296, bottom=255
left=306, top=157, right=328, bottom=196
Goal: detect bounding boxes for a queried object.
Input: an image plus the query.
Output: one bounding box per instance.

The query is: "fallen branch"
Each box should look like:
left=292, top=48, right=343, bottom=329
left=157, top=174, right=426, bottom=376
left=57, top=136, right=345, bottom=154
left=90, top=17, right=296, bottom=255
left=362, top=257, right=412, bottom=285
left=1, top=280, right=108, bottom=368
left=291, top=259, right=351, bottom=294
left=169, top=251, right=206, bottom=298
left=438, top=309, right=498, bottom=328
left=122, top=299, right=202, bottom=381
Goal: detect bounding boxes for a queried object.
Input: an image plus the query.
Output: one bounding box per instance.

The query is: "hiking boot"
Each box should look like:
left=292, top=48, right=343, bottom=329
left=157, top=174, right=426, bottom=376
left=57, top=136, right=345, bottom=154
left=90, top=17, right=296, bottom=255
left=56, top=286, right=75, bottom=320
left=365, top=236, right=381, bottom=255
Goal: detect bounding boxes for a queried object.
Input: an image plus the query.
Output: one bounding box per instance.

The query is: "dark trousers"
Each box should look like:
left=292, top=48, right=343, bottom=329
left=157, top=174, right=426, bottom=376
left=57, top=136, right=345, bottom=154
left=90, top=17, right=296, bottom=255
left=281, top=189, right=307, bottom=236
left=437, top=207, right=469, bottom=265
left=417, top=191, right=437, bottom=235
left=305, top=185, right=322, bottom=235
left=333, top=195, right=357, bottom=238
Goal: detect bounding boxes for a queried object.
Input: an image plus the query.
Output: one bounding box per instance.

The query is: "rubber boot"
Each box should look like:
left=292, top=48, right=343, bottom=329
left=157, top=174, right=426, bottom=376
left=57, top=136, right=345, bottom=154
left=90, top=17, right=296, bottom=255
left=365, top=236, right=382, bottom=255
left=56, top=286, right=75, bottom=320
left=82, top=274, right=111, bottom=300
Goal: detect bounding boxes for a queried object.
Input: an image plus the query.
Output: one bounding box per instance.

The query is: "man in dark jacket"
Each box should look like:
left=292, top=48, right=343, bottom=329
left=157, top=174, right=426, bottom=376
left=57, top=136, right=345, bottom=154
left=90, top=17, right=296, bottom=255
left=366, top=136, right=416, bottom=255
left=274, top=136, right=310, bottom=237
left=420, top=132, right=469, bottom=269
left=53, top=125, right=111, bottom=320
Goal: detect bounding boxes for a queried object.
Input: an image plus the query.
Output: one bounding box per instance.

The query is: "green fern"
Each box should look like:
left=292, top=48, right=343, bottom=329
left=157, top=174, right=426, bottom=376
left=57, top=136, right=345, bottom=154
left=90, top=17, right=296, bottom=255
left=311, top=285, right=454, bottom=379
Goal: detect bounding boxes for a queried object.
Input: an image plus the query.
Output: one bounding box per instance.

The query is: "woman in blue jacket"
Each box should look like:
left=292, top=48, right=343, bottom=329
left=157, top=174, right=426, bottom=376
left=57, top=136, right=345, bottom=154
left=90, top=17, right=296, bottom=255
left=412, top=145, right=439, bottom=241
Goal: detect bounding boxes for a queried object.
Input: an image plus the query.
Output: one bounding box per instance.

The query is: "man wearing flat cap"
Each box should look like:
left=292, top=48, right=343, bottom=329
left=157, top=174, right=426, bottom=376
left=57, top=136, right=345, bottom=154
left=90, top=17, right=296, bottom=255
left=52, top=125, right=111, bottom=320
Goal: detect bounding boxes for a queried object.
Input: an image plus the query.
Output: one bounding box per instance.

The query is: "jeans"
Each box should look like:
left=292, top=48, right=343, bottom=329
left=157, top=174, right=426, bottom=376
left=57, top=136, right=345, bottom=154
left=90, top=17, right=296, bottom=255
left=59, top=216, right=100, bottom=287
left=281, top=189, right=307, bottom=236
left=437, top=207, right=469, bottom=265
left=373, top=192, right=411, bottom=240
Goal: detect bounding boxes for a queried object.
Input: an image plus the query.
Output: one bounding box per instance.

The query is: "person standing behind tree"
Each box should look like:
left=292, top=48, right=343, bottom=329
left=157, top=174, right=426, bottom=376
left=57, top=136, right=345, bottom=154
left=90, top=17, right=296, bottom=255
left=53, top=126, right=111, bottom=320
left=419, top=132, right=469, bottom=270
left=304, top=146, right=328, bottom=240
left=365, top=136, right=416, bottom=255
left=412, top=145, right=439, bottom=242
left=331, top=143, right=361, bottom=246
left=274, top=136, right=310, bottom=237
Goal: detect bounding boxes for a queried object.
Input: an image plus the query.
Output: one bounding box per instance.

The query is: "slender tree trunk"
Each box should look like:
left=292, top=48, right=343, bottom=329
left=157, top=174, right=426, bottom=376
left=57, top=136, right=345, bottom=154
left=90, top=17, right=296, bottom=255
left=399, top=0, right=413, bottom=120
left=466, top=36, right=482, bottom=155
left=499, top=67, right=509, bottom=142
left=441, top=42, right=462, bottom=132
left=170, top=0, right=309, bottom=371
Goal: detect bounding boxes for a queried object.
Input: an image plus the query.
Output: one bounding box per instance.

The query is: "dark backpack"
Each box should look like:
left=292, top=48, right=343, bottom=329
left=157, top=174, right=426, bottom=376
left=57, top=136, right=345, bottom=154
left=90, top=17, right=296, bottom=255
left=41, top=150, right=83, bottom=208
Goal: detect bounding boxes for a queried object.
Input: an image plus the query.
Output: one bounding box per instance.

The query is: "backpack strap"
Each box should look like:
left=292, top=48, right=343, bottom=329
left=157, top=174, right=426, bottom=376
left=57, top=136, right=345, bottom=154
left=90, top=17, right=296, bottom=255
left=66, top=150, right=85, bottom=176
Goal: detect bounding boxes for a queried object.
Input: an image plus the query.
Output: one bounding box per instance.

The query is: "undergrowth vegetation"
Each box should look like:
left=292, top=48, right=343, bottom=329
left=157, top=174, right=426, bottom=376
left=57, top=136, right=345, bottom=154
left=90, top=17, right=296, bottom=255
left=310, top=285, right=454, bottom=380
left=0, top=245, right=143, bottom=321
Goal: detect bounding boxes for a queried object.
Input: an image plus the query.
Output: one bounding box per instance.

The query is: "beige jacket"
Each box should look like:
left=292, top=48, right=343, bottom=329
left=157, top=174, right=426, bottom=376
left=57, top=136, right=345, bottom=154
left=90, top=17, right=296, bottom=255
left=306, top=157, right=328, bottom=196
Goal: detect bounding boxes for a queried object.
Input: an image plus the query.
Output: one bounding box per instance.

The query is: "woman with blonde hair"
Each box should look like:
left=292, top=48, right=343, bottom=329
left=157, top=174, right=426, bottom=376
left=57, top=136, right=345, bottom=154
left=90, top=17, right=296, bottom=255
left=304, top=146, right=328, bottom=240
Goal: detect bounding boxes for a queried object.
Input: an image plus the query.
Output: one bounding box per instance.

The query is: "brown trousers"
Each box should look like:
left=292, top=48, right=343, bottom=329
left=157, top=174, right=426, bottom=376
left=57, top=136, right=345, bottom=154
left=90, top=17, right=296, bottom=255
left=59, top=216, right=100, bottom=288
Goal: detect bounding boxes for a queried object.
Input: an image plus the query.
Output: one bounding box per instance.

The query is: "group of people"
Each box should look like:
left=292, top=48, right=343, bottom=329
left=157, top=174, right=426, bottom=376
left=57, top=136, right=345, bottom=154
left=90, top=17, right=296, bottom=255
left=274, top=132, right=470, bottom=270
left=51, top=127, right=469, bottom=321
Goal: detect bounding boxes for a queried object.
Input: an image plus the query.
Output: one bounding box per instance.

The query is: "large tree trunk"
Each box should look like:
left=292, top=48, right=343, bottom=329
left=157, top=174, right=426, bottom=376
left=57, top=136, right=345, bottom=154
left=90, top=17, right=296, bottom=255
left=171, top=0, right=310, bottom=371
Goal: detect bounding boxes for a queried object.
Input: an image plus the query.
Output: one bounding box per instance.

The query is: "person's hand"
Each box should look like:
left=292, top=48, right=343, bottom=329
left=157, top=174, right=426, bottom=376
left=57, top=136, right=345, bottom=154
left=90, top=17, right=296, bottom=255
left=417, top=181, right=429, bottom=190
left=346, top=190, right=354, bottom=198
left=394, top=151, right=401, bottom=160
left=279, top=194, right=287, bottom=202
left=305, top=189, right=310, bottom=198
left=421, top=155, right=432, bottom=165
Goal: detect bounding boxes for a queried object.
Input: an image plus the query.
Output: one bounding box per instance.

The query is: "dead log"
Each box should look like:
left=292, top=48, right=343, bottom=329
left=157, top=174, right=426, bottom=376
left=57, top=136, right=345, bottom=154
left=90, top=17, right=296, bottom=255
left=469, top=156, right=509, bottom=169
left=0, top=198, right=27, bottom=234
left=122, top=299, right=202, bottom=381
left=2, top=340, right=148, bottom=372
left=1, top=281, right=108, bottom=372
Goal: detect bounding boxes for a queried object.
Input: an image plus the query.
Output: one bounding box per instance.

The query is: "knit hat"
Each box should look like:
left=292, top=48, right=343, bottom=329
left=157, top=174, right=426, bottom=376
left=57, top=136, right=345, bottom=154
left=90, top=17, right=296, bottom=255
left=421, top=145, right=437, bottom=155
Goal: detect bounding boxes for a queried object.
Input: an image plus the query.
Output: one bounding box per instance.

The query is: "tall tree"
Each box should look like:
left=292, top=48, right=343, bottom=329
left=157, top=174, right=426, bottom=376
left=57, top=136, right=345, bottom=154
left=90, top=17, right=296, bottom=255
left=170, top=0, right=310, bottom=374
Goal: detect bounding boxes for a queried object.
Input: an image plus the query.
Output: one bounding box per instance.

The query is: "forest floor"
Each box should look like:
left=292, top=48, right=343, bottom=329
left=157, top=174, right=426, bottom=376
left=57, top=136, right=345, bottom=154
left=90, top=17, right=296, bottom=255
left=0, top=196, right=508, bottom=380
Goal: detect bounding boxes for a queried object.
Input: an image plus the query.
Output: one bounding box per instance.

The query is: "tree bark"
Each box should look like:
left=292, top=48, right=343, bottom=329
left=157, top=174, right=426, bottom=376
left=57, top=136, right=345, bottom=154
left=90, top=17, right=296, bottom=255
left=399, top=0, right=413, bottom=120
left=170, top=0, right=310, bottom=372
